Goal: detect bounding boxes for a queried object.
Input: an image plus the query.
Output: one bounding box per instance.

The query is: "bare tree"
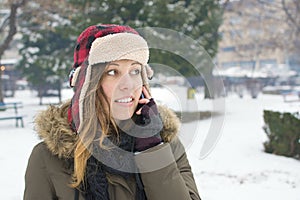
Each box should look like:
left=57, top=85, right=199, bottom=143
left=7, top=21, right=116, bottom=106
left=0, top=0, right=28, bottom=103
left=226, top=1, right=287, bottom=71
left=281, top=0, right=300, bottom=33
left=257, top=0, right=300, bottom=72
left=281, top=0, right=300, bottom=65
left=218, top=0, right=292, bottom=97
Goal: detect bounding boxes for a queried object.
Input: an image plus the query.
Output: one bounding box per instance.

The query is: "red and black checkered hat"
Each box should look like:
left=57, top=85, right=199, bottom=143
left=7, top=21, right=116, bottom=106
left=69, top=24, right=143, bottom=86
left=68, top=24, right=153, bottom=133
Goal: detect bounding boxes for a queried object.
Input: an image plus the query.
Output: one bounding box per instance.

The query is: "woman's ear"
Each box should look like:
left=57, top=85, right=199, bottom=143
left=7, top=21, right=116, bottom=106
left=145, top=64, right=154, bottom=79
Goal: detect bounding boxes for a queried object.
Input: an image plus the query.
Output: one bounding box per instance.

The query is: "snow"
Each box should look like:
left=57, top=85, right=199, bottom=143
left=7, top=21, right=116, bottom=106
left=0, top=88, right=300, bottom=199
left=215, top=64, right=298, bottom=78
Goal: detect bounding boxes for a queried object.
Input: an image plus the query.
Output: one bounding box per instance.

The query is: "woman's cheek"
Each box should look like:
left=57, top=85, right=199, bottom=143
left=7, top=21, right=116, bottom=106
left=102, top=83, right=113, bottom=102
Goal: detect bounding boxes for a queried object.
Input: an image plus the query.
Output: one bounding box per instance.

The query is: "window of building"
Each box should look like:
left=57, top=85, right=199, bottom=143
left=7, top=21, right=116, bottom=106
left=221, top=61, right=239, bottom=68
left=221, top=46, right=236, bottom=52
left=237, top=44, right=254, bottom=51
left=240, top=61, right=255, bottom=67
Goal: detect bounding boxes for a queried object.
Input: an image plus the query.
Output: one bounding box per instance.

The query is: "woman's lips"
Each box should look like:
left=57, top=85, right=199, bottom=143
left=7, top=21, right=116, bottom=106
left=114, top=97, right=133, bottom=103
left=114, top=96, right=134, bottom=107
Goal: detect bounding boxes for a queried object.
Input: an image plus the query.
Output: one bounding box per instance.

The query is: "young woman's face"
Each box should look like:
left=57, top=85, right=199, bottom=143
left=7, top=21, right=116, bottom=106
left=101, top=59, right=143, bottom=120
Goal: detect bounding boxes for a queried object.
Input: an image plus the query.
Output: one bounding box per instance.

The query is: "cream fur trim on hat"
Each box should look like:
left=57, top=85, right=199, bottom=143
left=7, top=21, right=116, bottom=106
left=89, top=32, right=149, bottom=66
left=70, top=66, right=81, bottom=87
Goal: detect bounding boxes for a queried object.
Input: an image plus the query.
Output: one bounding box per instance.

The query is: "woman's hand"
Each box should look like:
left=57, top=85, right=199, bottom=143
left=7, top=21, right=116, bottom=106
left=135, top=86, right=157, bottom=116
left=134, top=86, right=162, bottom=152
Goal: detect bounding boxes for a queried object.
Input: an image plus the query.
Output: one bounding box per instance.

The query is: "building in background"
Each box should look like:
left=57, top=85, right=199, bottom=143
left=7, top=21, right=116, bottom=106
left=216, top=0, right=298, bottom=79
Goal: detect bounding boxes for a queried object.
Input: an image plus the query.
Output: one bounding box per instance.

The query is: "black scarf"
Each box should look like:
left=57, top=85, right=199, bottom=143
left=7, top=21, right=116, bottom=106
left=81, top=131, right=147, bottom=200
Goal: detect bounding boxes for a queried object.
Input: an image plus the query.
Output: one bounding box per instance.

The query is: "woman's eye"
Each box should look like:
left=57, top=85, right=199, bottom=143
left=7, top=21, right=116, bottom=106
left=130, top=69, right=141, bottom=75
left=107, top=69, right=116, bottom=76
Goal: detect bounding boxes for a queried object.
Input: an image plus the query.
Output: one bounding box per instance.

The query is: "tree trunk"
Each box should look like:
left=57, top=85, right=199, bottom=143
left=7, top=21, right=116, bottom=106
left=38, top=85, right=43, bottom=106
left=0, top=0, right=28, bottom=103
left=0, top=65, right=3, bottom=103
left=58, top=79, right=62, bottom=104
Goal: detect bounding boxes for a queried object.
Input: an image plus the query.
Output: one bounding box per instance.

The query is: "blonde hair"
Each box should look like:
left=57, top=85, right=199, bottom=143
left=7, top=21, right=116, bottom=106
left=70, top=62, right=150, bottom=188
left=71, top=63, right=119, bottom=188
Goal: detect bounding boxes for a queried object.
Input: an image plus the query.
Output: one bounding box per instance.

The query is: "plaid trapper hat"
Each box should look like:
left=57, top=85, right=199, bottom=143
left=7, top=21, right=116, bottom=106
left=68, top=24, right=153, bottom=134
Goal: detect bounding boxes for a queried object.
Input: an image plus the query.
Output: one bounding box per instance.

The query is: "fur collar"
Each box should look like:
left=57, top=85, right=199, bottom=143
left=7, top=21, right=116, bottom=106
left=34, top=100, right=180, bottom=159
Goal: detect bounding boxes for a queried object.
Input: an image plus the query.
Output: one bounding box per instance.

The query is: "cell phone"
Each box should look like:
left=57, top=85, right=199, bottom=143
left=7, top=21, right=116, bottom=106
left=136, top=92, right=145, bottom=112
left=140, top=92, right=145, bottom=99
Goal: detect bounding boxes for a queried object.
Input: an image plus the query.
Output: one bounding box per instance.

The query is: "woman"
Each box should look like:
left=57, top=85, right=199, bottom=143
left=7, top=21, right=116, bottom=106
left=24, top=24, right=200, bottom=200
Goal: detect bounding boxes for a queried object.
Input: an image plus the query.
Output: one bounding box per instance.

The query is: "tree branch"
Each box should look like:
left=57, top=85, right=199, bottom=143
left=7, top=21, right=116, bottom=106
left=281, top=0, right=300, bottom=33
left=220, top=0, right=231, bottom=12
left=0, top=14, right=10, bottom=33
left=0, top=0, right=28, bottom=57
left=294, top=0, right=300, bottom=15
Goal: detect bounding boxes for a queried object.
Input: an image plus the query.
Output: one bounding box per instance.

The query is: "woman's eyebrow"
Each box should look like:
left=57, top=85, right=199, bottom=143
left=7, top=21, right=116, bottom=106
left=108, top=63, right=119, bottom=66
left=107, top=62, right=141, bottom=66
left=131, top=62, right=142, bottom=66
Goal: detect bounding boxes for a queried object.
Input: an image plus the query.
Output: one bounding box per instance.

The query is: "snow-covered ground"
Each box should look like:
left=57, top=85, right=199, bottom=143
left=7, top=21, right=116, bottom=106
left=0, top=87, right=299, bottom=200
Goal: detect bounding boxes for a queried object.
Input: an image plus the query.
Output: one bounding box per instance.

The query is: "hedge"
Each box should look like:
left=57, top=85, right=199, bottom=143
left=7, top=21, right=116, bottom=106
left=263, top=110, right=300, bottom=159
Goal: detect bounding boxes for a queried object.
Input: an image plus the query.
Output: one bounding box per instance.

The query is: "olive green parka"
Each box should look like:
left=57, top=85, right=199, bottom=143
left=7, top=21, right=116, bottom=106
left=24, top=101, right=201, bottom=200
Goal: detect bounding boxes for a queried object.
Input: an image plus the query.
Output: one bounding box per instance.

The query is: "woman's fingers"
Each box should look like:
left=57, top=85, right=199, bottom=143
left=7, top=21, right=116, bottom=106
left=138, top=98, right=150, bottom=104
left=142, top=86, right=151, bottom=99
left=136, top=108, right=142, bottom=115
left=136, top=98, right=150, bottom=115
left=136, top=86, right=152, bottom=115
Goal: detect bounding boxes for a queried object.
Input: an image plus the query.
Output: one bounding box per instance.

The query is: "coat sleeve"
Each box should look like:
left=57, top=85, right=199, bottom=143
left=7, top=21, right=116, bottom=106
left=135, top=136, right=201, bottom=200
left=24, top=142, right=56, bottom=200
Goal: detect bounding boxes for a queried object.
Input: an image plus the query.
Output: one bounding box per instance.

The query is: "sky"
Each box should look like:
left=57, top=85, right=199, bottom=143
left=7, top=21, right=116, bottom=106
left=0, top=87, right=299, bottom=200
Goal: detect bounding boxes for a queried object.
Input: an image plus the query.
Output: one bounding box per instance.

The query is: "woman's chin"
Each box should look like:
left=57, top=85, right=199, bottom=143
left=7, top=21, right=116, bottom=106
left=111, top=103, right=136, bottom=121
left=112, top=111, right=134, bottom=121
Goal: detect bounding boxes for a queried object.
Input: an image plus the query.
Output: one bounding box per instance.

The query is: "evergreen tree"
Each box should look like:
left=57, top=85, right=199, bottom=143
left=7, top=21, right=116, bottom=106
left=18, top=0, right=223, bottom=98
left=17, top=1, right=73, bottom=104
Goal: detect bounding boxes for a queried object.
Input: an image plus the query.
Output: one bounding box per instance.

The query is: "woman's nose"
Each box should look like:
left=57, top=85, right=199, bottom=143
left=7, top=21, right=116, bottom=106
left=118, top=74, right=134, bottom=90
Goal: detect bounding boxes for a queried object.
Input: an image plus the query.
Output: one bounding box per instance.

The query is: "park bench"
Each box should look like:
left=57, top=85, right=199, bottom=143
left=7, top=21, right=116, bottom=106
left=281, top=90, right=300, bottom=102
left=0, top=102, right=25, bottom=128
left=0, top=115, right=24, bottom=127
left=0, top=102, right=23, bottom=114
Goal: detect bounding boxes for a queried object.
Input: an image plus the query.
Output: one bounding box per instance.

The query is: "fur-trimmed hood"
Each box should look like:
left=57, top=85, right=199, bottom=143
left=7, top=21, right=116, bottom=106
left=34, top=100, right=181, bottom=159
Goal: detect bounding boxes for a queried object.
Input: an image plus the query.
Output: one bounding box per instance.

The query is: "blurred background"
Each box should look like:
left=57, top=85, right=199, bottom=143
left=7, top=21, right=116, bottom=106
left=0, top=0, right=299, bottom=103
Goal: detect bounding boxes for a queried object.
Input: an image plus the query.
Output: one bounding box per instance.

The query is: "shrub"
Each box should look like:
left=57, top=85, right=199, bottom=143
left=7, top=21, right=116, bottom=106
left=263, top=110, right=300, bottom=159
